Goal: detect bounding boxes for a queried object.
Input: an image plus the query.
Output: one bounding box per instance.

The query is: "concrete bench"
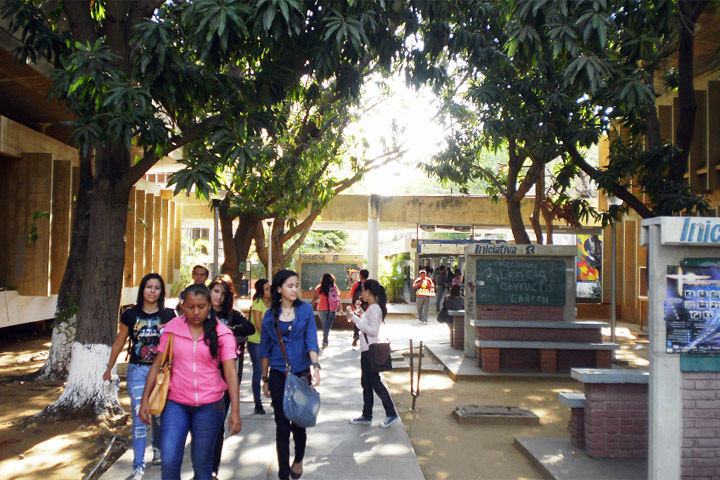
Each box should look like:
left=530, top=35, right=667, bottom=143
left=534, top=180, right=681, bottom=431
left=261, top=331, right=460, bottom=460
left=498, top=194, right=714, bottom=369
left=475, top=340, right=619, bottom=373
left=564, top=368, right=649, bottom=459
left=558, top=392, right=587, bottom=448
left=471, top=319, right=608, bottom=343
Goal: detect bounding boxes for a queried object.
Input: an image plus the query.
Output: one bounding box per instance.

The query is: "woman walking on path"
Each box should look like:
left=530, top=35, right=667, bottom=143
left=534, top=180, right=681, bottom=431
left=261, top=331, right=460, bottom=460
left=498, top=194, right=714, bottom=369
left=139, top=284, right=241, bottom=480
left=104, top=273, right=175, bottom=480
left=208, top=275, right=255, bottom=478
left=311, top=273, right=341, bottom=349
left=261, top=269, right=321, bottom=480
left=345, top=279, right=399, bottom=428
left=248, top=278, right=271, bottom=414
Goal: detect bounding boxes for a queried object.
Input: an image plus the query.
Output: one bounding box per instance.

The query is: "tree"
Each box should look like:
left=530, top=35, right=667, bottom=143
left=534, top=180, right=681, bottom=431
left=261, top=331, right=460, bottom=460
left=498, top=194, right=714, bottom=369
left=411, top=0, right=709, bottom=239
left=2, top=0, right=419, bottom=418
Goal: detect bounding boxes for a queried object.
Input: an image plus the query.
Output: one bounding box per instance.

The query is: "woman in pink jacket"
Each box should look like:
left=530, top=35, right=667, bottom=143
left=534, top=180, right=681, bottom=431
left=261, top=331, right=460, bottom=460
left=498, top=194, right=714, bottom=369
left=139, top=284, right=241, bottom=480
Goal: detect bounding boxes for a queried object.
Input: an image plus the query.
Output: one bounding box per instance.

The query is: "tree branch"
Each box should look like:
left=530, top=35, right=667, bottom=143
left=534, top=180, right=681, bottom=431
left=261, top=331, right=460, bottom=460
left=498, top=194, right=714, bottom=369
left=120, top=114, right=222, bottom=192
left=564, top=142, right=653, bottom=218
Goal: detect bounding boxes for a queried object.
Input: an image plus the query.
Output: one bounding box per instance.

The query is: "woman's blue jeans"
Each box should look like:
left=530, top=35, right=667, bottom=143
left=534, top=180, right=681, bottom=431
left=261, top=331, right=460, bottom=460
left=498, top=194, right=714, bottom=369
left=246, top=341, right=262, bottom=405
left=126, top=363, right=161, bottom=471
left=161, top=398, right=225, bottom=480
left=316, top=310, right=335, bottom=346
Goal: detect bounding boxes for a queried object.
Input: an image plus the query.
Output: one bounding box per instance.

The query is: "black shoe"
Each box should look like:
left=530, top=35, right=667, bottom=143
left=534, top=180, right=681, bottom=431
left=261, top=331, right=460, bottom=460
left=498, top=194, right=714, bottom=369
left=254, top=403, right=266, bottom=415
left=290, top=463, right=303, bottom=479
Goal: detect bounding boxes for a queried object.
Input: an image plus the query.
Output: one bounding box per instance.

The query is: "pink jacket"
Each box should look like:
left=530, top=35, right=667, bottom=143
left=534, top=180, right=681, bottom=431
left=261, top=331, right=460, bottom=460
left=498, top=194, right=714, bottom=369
left=158, top=316, right=237, bottom=406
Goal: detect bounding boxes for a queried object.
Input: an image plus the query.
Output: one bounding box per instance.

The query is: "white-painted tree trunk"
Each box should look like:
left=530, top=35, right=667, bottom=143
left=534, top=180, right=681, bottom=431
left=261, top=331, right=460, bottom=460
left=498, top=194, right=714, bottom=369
left=40, top=342, right=123, bottom=418
left=34, top=317, right=76, bottom=380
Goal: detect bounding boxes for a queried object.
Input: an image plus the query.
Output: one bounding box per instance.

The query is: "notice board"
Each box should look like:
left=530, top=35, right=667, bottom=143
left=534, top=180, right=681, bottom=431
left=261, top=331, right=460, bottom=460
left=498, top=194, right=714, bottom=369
left=665, top=259, right=720, bottom=354
left=475, top=258, right=566, bottom=306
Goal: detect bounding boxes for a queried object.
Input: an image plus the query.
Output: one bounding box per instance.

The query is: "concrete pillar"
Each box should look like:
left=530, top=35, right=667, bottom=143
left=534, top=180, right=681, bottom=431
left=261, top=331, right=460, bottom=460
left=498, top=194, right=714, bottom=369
left=641, top=217, right=720, bottom=480
left=367, top=194, right=380, bottom=279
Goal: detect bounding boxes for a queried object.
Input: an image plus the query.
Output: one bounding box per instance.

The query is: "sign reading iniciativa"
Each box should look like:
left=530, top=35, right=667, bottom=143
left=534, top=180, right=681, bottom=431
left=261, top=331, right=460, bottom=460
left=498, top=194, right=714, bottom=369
left=659, top=217, right=720, bottom=246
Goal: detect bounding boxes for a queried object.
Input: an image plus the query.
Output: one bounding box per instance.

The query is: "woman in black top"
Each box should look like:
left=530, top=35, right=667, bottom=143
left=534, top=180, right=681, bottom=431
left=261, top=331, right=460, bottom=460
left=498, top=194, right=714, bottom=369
left=104, top=273, right=175, bottom=478
left=209, top=274, right=255, bottom=478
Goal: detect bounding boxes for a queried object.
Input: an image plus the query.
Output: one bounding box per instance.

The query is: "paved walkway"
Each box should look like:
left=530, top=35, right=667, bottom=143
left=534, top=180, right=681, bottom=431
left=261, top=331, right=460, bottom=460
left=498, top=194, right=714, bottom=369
left=101, top=307, right=432, bottom=480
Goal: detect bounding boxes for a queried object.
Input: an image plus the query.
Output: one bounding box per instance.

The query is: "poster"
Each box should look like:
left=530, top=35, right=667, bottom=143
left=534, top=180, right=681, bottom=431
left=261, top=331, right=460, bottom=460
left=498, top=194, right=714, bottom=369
left=577, top=234, right=601, bottom=282
left=665, top=264, right=720, bottom=353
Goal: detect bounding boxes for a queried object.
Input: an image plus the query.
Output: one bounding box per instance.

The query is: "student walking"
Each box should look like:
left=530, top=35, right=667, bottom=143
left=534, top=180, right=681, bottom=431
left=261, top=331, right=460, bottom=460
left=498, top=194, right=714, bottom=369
left=311, top=273, right=341, bottom=349
left=346, top=279, right=399, bottom=428
left=208, top=275, right=255, bottom=478
left=104, top=273, right=175, bottom=480
left=139, top=284, right=241, bottom=480
left=261, top=270, right=321, bottom=480
left=248, top=278, right=271, bottom=414
left=413, top=269, right=435, bottom=324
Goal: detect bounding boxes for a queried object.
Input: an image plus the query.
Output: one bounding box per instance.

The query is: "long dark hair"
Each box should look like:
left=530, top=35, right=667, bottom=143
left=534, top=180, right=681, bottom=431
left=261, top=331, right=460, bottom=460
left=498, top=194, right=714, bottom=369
left=362, top=279, right=387, bottom=321
left=182, top=284, right=219, bottom=358
left=319, top=273, right=335, bottom=296
left=208, top=275, right=235, bottom=318
left=449, top=284, right=461, bottom=299
left=136, top=273, right=166, bottom=310
left=271, top=269, right=302, bottom=321
left=253, top=278, right=269, bottom=302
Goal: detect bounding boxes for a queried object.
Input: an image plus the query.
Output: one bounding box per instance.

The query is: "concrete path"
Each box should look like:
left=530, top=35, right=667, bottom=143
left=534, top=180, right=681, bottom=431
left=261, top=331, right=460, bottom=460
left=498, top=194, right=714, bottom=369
left=101, top=307, right=438, bottom=480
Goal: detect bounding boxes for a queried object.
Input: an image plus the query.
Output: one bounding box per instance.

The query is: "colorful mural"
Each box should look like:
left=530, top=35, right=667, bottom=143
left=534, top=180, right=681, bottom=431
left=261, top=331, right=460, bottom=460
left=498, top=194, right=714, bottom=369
left=577, top=234, right=602, bottom=282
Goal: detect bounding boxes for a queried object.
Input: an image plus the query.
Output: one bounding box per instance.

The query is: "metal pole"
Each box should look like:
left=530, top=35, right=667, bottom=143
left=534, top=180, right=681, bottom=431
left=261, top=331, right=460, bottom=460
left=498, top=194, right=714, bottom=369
left=409, top=338, right=415, bottom=397
left=610, top=221, right=617, bottom=351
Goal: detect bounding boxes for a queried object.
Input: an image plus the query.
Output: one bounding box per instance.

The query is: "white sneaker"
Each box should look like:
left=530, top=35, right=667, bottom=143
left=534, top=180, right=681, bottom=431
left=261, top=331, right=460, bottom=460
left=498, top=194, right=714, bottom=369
left=152, top=448, right=161, bottom=465
left=133, top=468, right=144, bottom=480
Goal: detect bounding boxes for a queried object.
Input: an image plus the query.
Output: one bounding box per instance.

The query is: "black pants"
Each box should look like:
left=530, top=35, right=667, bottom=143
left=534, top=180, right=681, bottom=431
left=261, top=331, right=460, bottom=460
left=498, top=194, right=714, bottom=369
left=212, top=345, right=246, bottom=473
left=353, top=324, right=360, bottom=341
left=269, top=368, right=308, bottom=480
left=361, top=350, right=396, bottom=419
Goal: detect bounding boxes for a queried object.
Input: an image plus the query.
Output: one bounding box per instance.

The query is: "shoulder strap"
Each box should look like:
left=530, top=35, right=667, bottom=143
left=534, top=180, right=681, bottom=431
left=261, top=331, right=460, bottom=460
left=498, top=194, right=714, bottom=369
left=275, top=318, right=291, bottom=373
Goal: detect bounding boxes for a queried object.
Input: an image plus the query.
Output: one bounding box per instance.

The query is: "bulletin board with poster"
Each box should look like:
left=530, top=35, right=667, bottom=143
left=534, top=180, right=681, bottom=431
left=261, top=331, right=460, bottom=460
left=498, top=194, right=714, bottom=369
left=295, top=253, right=365, bottom=301
left=665, top=259, right=720, bottom=354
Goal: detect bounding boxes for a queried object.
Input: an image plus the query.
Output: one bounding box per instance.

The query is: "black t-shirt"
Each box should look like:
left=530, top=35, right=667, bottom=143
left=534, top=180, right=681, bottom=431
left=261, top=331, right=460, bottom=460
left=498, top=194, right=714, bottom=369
left=120, top=306, right=176, bottom=364
left=216, top=309, right=255, bottom=344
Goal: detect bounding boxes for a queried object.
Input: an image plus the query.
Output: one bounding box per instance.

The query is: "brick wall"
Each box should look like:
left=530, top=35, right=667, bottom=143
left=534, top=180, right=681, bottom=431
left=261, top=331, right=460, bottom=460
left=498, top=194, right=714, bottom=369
left=584, top=383, right=648, bottom=459
left=477, top=326, right=601, bottom=343
left=451, top=314, right=464, bottom=350
left=477, top=305, right=564, bottom=321
left=569, top=407, right=586, bottom=448
left=682, top=372, right=720, bottom=479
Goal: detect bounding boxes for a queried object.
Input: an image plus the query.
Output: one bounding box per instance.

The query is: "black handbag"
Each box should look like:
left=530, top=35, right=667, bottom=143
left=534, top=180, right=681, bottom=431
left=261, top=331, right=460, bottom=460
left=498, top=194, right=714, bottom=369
left=363, top=333, right=392, bottom=372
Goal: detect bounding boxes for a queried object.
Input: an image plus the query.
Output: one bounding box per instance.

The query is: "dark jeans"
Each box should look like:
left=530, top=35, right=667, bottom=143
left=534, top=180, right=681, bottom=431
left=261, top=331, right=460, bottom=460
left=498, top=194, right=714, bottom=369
left=360, top=350, right=396, bottom=419
left=211, top=391, right=231, bottom=473
left=269, top=369, right=308, bottom=480
left=247, top=341, right=262, bottom=405
left=161, top=398, right=225, bottom=480
left=352, top=324, right=360, bottom=341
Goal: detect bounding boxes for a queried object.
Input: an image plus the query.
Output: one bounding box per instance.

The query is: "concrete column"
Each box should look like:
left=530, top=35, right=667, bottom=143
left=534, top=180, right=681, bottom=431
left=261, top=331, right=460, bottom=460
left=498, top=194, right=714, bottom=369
left=640, top=217, right=720, bottom=480
left=367, top=194, right=380, bottom=279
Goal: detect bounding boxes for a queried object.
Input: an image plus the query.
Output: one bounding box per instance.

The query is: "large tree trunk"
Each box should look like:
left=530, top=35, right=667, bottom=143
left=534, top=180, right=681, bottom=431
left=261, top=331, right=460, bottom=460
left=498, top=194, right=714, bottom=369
left=530, top=166, right=545, bottom=244
left=670, top=0, right=709, bottom=184
left=41, top=163, right=128, bottom=418
left=34, top=151, right=93, bottom=380
left=507, top=197, right=531, bottom=244
left=219, top=207, right=259, bottom=287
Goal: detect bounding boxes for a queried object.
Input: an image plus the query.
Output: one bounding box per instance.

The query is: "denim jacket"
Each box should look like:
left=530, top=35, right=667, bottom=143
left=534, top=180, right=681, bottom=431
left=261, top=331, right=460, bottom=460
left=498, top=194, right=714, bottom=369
left=260, top=301, right=318, bottom=374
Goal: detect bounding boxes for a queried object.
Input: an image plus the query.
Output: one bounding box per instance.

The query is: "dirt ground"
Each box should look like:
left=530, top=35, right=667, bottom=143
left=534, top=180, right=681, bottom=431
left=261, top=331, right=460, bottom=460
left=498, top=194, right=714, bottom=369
left=0, top=324, right=132, bottom=480
left=0, top=322, right=648, bottom=480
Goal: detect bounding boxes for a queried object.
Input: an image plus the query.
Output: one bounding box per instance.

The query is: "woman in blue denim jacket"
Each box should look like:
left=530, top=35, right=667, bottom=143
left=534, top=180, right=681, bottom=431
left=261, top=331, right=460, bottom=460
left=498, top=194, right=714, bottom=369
left=261, top=269, right=321, bottom=480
